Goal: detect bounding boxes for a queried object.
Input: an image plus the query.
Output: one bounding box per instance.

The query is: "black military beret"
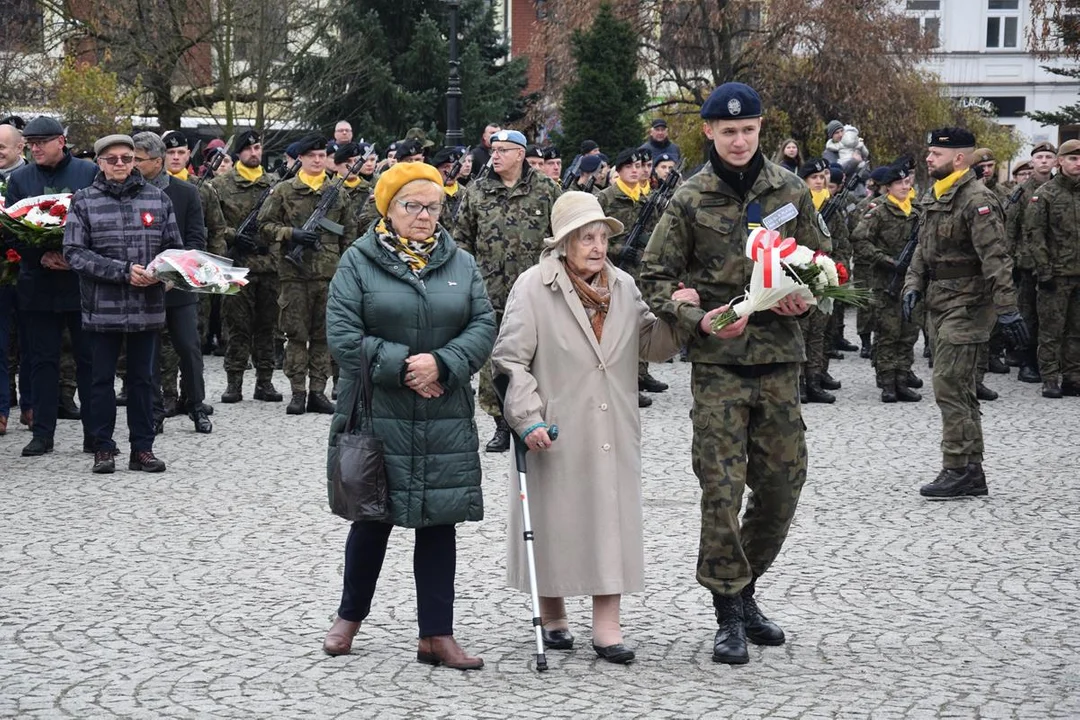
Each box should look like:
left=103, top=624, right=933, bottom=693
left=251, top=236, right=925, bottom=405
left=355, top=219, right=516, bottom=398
left=429, top=146, right=464, bottom=167
left=231, top=130, right=261, bottom=155
left=387, top=141, right=399, bottom=156
left=161, top=130, right=188, bottom=150
left=869, top=166, right=893, bottom=184
left=325, top=140, right=340, bottom=156
left=293, top=133, right=328, bottom=156
left=654, top=152, right=675, bottom=164
left=926, top=127, right=976, bottom=148
left=580, top=140, right=599, bottom=154
left=828, top=164, right=844, bottom=185
left=543, top=146, right=560, bottom=161
left=395, top=138, right=425, bottom=159
left=0, top=115, right=26, bottom=130
left=579, top=155, right=602, bottom=173
left=614, top=148, right=642, bottom=169
left=597, top=153, right=610, bottom=164
left=333, top=142, right=362, bottom=165
left=700, top=82, right=762, bottom=120
left=892, top=154, right=916, bottom=172
left=878, top=165, right=910, bottom=185
left=797, top=158, right=829, bottom=178
left=525, top=144, right=544, bottom=159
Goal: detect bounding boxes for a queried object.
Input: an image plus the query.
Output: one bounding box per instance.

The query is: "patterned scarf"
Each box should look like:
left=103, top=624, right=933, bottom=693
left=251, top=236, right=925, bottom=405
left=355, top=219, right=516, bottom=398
left=564, top=261, right=610, bottom=342
left=376, top=218, right=437, bottom=275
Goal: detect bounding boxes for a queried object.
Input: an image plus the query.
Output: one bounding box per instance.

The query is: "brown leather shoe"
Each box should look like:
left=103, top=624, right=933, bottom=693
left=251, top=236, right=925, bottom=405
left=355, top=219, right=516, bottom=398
left=416, top=635, right=484, bottom=670
left=19, top=408, right=32, bottom=427
left=322, top=617, right=361, bottom=656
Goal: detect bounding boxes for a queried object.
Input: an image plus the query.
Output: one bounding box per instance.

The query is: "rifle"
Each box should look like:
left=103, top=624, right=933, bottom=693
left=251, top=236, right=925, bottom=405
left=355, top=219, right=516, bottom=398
left=230, top=159, right=300, bottom=259
left=616, top=162, right=683, bottom=269
left=447, top=146, right=471, bottom=185
left=1004, top=184, right=1024, bottom=211
left=195, top=148, right=226, bottom=188
left=284, top=156, right=366, bottom=270
left=819, top=162, right=868, bottom=225
left=886, top=212, right=922, bottom=299
left=583, top=175, right=596, bottom=193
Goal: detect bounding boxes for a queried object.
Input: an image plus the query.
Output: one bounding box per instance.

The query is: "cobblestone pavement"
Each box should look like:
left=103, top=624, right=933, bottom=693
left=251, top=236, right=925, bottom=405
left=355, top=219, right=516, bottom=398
left=2, top=344, right=1079, bottom=720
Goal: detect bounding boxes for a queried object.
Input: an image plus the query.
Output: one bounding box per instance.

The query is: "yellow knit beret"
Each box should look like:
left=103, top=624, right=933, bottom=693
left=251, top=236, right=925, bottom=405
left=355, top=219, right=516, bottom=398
left=374, top=162, right=445, bottom=216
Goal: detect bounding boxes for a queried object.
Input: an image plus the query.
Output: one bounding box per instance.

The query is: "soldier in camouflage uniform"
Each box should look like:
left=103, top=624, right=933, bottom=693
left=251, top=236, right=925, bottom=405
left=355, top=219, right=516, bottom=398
left=1006, top=142, right=1058, bottom=384
left=972, top=148, right=1013, bottom=380
left=1025, top=139, right=1080, bottom=398
left=824, top=164, right=860, bottom=359
left=848, top=170, right=888, bottom=358
left=331, top=142, right=375, bottom=235
left=598, top=148, right=665, bottom=407
left=452, top=128, right=560, bottom=452
left=569, top=153, right=604, bottom=195
left=796, top=158, right=838, bottom=403
left=640, top=83, right=826, bottom=665
left=852, top=164, right=923, bottom=402
left=258, top=134, right=357, bottom=415
left=212, top=130, right=283, bottom=404
left=429, top=146, right=467, bottom=226
left=902, top=128, right=1028, bottom=500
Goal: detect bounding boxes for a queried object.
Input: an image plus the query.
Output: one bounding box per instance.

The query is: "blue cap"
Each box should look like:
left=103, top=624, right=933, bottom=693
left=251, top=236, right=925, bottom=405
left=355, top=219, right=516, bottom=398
left=869, top=166, right=893, bottom=184
left=579, top=155, right=602, bottom=173
left=700, top=82, right=762, bottom=121
left=491, top=129, right=528, bottom=148
left=828, top=163, right=844, bottom=184
left=285, top=142, right=302, bottom=158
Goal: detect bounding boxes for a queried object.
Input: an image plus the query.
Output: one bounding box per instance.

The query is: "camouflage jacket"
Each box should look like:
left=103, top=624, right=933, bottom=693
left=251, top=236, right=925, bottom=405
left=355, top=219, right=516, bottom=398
left=852, top=196, right=918, bottom=292
left=639, top=157, right=828, bottom=366
left=847, top=191, right=882, bottom=237
left=341, top=179, right=373, bottom=251
left=212, top=167, right=277, bottom=274
left=1025, top=172, right=1080, bottom=279
left=451, top=165, right=561, bottom=312
left=903, top=170, right=1017, bottom=342
left=198, top=181, right=228, bottom=257
left=441, top=183, right=464, bottom=227
left=824, top=206, right=848, bottom=261
left=1006, top=175, right=1052, bottom=271
left=257, top=174, right=357, bottom=282
left=597, top=182, right=657, bottom=269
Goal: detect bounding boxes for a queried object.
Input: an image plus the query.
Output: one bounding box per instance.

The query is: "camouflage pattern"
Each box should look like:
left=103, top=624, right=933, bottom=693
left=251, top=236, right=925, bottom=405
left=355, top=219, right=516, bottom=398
left=340, top=178, right=373, bottom=245
left=849, top=193, right=885, bottom=337
left=1005, top=175, right=1050, bottom=363
left=690, top=362, right=807, bottom=596
left=904, top=170, right=1017, bottom=468
left=440, top=183, right=463, bottom=228
left=597, top=182, right=658, bottom=273
left=278, top=280, right=330, bottom=394
left=798, top=308, right=829, bottom=375
left=199, top=180, right=228, bottom=257
left=355, top=193, right=380, bottom=238
left=1025, top=172, right=1080, bottom=383
left=211, top=166, right=278, bottom=275
left=159, top=328, right=180, bottom=399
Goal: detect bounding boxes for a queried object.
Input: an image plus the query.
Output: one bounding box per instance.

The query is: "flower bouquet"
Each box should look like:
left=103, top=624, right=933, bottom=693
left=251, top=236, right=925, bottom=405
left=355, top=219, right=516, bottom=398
left=710, top=228, right=870, bottom=332
left=147, top=249, right=249, bottom=295
left=0, top=247, right=19, bottom=286
left=0, top=193, right=72, bottom=251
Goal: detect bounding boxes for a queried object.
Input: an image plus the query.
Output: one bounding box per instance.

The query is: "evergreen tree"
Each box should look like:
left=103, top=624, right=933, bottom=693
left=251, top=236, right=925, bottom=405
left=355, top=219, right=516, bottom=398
left=1026, top=67, right=1080, bottom=126
left=558, top=3, right=647, bottom=156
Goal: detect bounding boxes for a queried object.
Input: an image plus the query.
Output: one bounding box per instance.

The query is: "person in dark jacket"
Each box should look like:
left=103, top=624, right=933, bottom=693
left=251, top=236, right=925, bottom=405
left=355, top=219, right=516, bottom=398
left=321, top=162, right=496, bottom=670
left=63, top=134, right=184, bottom=474
left=638, top=118, right=682, bottom=164
left=6, top=115, right=98, bottom=457
left=132, top=132, right=211, bottom=434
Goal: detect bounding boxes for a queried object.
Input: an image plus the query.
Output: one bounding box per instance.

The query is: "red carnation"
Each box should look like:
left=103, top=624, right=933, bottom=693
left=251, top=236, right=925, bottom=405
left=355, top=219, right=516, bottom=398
left=38, top=199, right=56, bottom=210
left=5, top=249, right=20, bottom=263
left=836, top=261, right=850, bottom=285
left=48, top=204, right=66, bottom=218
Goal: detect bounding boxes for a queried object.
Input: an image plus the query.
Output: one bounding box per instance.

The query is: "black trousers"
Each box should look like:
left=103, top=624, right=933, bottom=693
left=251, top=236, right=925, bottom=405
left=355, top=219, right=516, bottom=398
left=24, top=310, right=91, bottom=441
left=89, top=330, right=156, bottom=453
left=153, top=303, right=205, bottom=420
left=338, top=522, right=456, bottom=638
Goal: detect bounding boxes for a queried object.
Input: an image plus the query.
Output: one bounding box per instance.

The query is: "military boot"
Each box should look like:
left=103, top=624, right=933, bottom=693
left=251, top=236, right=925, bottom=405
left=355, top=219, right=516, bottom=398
left=975, top=382, right=998, bottom=401
left=904, top=370, right=924, bottom=389
left=741, top=579, right=785, bottom=646
left=806, top=375, right=836, bottom=404
left=835, top=336, right=859, bottom=353
left=825, top=347, right=844, bottom=360
left=485, top=416, right=511, bottom=453
left=859, top=333, right=872, bottom=359
left=57, top=395, right=81, bottom=420
left=1017, top=365, right=1042, bottom=383
left=919, top=466, right=987, bottom=499
left=879, top=372, right=898, bottom=403
left=819, top=371, right=841, bottom=391
left=895, top=381, right=922, bottom=402
left=286, top=392, right=307, bottom=415
left=1061, top=380, right=1080, bottom=397
left=712, top=594, right=749, bottom=664
left=1042, top=379, right=1063, bottom=399
left=988, top=354, right=1009, bottom=374
left=253, top=373, right=283, bottom=402
left=221, top=372, right=244, bottom=404
left=307, top=390, right=335, bottom=414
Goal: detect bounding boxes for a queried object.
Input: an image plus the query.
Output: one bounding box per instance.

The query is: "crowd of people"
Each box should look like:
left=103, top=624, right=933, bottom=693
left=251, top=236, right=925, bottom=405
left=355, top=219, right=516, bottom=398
left=3, top=78, right=1076, bottom=671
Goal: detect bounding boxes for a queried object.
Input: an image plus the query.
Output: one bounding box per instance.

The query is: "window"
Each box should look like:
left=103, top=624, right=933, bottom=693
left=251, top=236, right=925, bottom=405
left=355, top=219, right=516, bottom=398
left=234, top=0, right=288, bottom=63
left=905, top=0, right=941, bottom=48
left=986, top=0, right=1020, bottom=48
left=906, top=0, right=940, bottom=10
left=0, top=0, right=44, bottom=53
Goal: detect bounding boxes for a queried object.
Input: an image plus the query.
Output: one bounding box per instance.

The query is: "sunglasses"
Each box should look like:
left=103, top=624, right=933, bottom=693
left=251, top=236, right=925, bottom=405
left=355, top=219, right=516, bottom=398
left=100, top=154, right=136, bottom=166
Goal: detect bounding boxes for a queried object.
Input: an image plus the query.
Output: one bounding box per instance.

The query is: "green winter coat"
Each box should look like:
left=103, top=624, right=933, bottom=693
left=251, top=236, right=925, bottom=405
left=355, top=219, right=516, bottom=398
left=326, top=226, right=497, bottom=528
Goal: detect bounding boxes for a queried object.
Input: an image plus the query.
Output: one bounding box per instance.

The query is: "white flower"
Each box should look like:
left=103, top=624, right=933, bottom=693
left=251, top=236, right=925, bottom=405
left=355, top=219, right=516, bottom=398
left=787, top=245, right=815, bottom=267
left=814, top=254, right=839, bottom=287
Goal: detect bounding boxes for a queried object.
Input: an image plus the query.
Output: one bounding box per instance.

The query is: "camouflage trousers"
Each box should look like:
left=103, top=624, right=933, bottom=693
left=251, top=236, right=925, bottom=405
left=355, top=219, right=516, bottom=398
left=691, top=362, right=807, bottom=597
left=278, top=280, right=330, bottom=394
left=930, top=322, right=983, bottom=469
left=224, top=273, right=279, bottom=377
left=798, top=307, right=829, bottom=376
left=827, top=303, right=846, bottom=346
left=478, top=311, right=504, bottom=417
left=1036, top=275, right=1080, bottom=384
left=872, top=292, right=919, bottom=376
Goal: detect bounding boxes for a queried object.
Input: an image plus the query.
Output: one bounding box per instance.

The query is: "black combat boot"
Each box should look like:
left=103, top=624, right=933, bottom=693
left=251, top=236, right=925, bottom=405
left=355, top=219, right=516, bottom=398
left=1017, top=365, right=1042, bottom=383
left=965, top=463, right=988, bottom=494
left=1061, top=380, right=1080, bottom=397
left=805, top=375, right=836, bottom=404
left=57, top=395, right=81, bottom=420
left=639, top=373, right=669, bottom=393
left=835, top=336, right=859, bottom=352
left=919, top=466, right=987, bottom=499
left=221, top=372, right=243, bottom=403
left=904, top=370, right=924, bottom=389
left=129, top=450, right=166, bottom=472
left=485, top=416, right=511, bottom=453
left=190, top=407, right=213, bottom=434
left=741, top=579, right=785, bottom=646
left=895, top=381, right=922, bottom=402
left=638, top=392, right=652, bottom=408
left=253, top=374, right=283, bottom=402
left=162, top=395, right=180, bottom=418
left=975, top=382, right=998, bottom=401
left=819, top=371, right=841, bottom=391
left=286, top=392, right=307, bottom=415
left=879, top=373, right=897, bottom=403
left=712, top=593, right=749, bottom=664
left=859, top=333, right=872, bottom=359
left=307, top=390, right=335, bottom=414
left=988, top=354, right=1009, bottom=374
left=1042, top=379, right=1063, bottom=399
left=21, top=436, right=54, bottom=457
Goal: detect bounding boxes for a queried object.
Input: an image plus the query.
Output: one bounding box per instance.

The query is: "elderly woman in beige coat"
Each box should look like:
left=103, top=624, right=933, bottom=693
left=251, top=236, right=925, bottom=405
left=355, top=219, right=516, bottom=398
left=491, top=191, right=687, bottom=664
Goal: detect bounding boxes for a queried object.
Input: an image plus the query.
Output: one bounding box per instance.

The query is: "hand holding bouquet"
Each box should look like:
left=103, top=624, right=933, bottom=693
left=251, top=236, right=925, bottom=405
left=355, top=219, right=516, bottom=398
left=147, top=249, right=249, bottom=295
left=0, top=193, right=72, bottom=251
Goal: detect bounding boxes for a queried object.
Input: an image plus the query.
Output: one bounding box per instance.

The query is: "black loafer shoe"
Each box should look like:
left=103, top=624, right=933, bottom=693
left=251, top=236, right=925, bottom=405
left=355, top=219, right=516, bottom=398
left=593, top=643, right=635, bottom=664
left=542, top=628, right=574, bottom=650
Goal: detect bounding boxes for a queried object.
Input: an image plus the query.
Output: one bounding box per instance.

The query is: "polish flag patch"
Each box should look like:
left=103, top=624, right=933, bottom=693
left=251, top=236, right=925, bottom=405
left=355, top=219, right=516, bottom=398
left=1030, top=196, right=1040, bottom=203
left=977, top=206, right=991, bottom=215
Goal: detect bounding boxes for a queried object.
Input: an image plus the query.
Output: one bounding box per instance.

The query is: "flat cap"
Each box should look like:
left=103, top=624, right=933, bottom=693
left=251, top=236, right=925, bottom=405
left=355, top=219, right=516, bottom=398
left=651, top=118, right=668, bottom=129
left=1031, top=141, right=1057, bottom=156
left=579, top=154, right=602, bottom=173
left=878, top=164, right=910, bottom=185
left=1059, top=139, right=1080, bottom=156
left=972, top=147, right=995, bottom=163
left=93, top=134, right=135, bottom=155
left=797, top=158, right=830, bottom=179
left=231, top=130, right=261, bottom=155
left=23, top=115, right=65, bottom=138
left=926, top=127, right=976, bottom=148
left=161, top=130, right=188, bottom=150
left=491, top=129, right=528, bottom=147
left=701, top=82, right=762, bottom=120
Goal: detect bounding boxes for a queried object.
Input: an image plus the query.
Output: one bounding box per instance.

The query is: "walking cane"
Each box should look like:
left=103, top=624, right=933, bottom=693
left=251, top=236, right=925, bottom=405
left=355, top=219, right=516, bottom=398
left=494, top=374, right=559, bottom=672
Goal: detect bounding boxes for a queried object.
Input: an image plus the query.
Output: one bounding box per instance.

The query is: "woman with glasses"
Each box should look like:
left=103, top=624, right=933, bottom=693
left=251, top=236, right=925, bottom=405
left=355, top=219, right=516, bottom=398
left=321, top=161, right=496, bottom=669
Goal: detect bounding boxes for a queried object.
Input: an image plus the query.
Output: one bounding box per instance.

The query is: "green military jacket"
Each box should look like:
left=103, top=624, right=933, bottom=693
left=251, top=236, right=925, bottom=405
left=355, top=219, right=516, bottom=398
left=451, top=164, right=561, bottom=312
left=639, top=156, right=827, bottom=366
left=1007, top=175, right=1052, bottom=271
left=852, top=196, right=917, bottom=293
left=597, top=182, right=657, bottom=269
left=211, top=167, right=277, bottom=274
left=1025, top=172, right=1080, bottom=280
left=198, top=181, right=228, bottom=257
left=824, top=206, right=847, bottom=260
left=340, top=178, right=374, bottom=252
left=257, top=173, right=357, bottom=282
left=903, top=170, right=1017, bottom=343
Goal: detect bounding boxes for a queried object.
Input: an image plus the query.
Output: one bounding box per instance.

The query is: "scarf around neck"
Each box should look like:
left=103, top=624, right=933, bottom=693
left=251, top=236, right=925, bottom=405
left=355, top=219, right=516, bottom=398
left=376, top=218, right=438, bottom=275
left=811, top=187, right=831, bottom=211
left=298, top=169, right=326, bottom=192
left=236, top=163, right=263, bottom=183
left=888, top=193, right=913, bottom=216
left=615, top=177, right=641, bottom=203
left=933, top=169, right=967, bottom=199
left=168, top=167, right=189, bottom=182
left=564, top=260, right=610, bottom=342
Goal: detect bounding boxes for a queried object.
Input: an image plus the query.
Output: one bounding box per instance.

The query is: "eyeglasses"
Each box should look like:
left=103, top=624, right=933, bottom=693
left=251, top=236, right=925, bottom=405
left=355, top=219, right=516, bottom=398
left=134, top=156, right=154, bottom=163
left=100, top=155, right=135, bottom=166
left=396, top=200, right=443, bottom=217
left=490, top=146, right=522, bottom=156
left=26, top=136, right=60, bottom=147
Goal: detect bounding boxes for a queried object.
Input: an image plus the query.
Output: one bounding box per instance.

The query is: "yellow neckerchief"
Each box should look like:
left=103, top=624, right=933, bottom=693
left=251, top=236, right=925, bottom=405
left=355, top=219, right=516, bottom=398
left=616, top=177, right=641, bottom=203
left=375, top=218, right=437, bottom=274
left=887, top=193, right=912, bottom=216
left=235, top=163, right=263, bottom=183
left=168, top=168, right=189, bottom=182
left=298, top=169, right=326, bottom=192
left=639, top=181, right=651, bottom=195
left=810, top=187, right=831, bottom=211
left=444, top=181, right=459, bottom=197
left=343, top=176, right=361, bottom=189
left=907, top=187, right=916, bottom=201
left=933, top=169, right=967, bottom=199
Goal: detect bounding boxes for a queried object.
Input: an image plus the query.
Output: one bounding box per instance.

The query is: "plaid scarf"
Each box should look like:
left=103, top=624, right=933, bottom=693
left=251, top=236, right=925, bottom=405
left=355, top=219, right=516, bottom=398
left=564, top=261, right=610, bottom=342
left=376, top=218, right=437, bottom=275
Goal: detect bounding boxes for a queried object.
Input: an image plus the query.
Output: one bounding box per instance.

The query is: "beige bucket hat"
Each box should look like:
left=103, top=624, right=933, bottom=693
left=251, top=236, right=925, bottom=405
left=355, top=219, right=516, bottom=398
left=543, top=191, right=624, bottom=249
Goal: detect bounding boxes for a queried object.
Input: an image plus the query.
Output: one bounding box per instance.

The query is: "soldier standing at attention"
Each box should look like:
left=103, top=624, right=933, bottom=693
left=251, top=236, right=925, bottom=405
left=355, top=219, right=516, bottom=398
left=640, top=82, right=825, bottom=665
left=902, top=128, right=1029, bottom=500
left=452, top=129, right=560, bottom=452
left=1025, top=140, right=1080, bottom=398
left=258, top=134, right=357, bottom=416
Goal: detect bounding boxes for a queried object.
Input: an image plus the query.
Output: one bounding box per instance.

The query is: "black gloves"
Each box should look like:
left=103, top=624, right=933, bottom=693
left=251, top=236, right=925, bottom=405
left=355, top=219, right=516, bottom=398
left=901, top=290, right=921, bottom=323
left=997, top=311, right=1031, bottom=350
left=291, top=227, right=319, bottom=246
left=1038, top=277, right=1057, bottom=293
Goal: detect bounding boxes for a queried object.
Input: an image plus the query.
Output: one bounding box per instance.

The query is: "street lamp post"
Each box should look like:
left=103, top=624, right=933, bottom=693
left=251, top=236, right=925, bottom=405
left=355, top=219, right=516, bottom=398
left=445, top=0, right=463, bottom=145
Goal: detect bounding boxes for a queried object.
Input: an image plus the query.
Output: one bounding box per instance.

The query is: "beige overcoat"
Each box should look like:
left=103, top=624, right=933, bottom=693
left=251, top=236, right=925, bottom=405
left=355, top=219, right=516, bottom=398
left=491, top=251, right=683, bottom=597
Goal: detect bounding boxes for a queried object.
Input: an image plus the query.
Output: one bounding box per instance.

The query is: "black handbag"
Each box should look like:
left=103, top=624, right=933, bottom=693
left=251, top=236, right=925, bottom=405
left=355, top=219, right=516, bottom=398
left=327, top=352, right=391, bottom=523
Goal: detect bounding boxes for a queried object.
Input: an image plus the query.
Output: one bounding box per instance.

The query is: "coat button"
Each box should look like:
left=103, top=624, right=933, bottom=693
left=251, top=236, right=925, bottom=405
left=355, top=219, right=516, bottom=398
left=597, top=363, right=605, bottom=370
left=600, top=403, right=608, bottom=411
left=602, top=443, right=610, bottom=451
